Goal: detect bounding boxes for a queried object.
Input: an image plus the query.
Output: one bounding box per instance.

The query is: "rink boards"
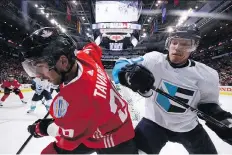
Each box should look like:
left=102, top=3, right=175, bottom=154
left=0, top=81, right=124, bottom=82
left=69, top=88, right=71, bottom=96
left=1, top=84, right=232, bottom=96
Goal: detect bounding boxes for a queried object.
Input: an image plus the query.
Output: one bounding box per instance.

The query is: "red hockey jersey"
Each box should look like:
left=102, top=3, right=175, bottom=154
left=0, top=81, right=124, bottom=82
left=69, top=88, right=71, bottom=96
left=49, top=43, right=135, bottom=150
left=1, top=79, right=21, bottom=89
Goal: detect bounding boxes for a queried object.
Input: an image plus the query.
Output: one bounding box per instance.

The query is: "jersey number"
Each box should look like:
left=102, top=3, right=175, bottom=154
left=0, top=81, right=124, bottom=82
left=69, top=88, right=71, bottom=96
left=109, top=89, right=128, bottom=123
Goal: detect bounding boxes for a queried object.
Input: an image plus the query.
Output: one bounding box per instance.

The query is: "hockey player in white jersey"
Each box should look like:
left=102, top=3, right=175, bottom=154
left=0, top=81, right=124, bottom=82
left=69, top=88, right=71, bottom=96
left=112, top=24, right=232, bottom=154
left=27, top=76, right=53, bottom=113
left=50, top=83, right=60, bottom=95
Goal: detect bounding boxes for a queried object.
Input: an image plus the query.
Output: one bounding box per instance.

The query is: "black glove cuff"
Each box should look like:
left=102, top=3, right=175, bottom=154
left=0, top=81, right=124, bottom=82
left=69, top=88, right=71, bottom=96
left=118, top=71, right=129, bottom=87
left=31, top=84, right=36, bottom=90
left=13, top=88, right=20, bottom=94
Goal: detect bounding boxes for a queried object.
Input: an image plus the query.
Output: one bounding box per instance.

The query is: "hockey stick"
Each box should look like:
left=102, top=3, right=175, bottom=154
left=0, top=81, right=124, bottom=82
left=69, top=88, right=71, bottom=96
left=16, top=112, right=50, bottom=154
left=41, top=98, right=45, bottom=105
left=151, top=86, right=229, bottom=128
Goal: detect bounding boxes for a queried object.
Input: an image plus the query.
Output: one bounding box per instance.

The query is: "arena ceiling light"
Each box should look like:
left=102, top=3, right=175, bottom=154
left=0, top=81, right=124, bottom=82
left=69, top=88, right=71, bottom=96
left=60, top=27, right=66, bottom=33
left=167, top=27, right=174, bottom=32
left=176, top=8, right=193, bottom=27
left=33, top=3, right=66, bottom=33
left=72, top=0, right=77, bottom=5
left=50, top=19, right=56, bottom=24
left=40, top=10, right=45, bottom=14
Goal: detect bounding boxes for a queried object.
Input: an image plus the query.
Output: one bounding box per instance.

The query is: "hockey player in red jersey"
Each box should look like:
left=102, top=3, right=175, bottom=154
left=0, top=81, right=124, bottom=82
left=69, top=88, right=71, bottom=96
left=0, top=75, right=27, bottom=106
left=21, top=27, right=137, bottom=154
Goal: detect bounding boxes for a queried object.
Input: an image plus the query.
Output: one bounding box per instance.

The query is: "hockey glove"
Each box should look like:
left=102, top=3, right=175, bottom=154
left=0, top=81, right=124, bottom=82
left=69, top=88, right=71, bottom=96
left=198, top=103, right=232, bottom=145
left=31, top=83, right=36, bottom=90
left=28, top=118, right=54, bottom=138
left=56, top=86, right=60, bottom=93
left=118, top=64, right=155, bottom=96
left=13, top=88, right=20, bottom=95
left=206, top=112, right=232, bottom=145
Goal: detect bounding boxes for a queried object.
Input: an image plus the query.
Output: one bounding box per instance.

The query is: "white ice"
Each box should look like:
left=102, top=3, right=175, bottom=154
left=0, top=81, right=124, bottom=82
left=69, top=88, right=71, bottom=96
left=0, top=92, right=231, bottom=154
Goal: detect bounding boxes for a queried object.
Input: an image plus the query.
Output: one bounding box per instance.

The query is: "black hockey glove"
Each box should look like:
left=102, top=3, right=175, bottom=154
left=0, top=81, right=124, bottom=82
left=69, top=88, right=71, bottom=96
left=198, top=103, right=232, bottom=145
left=31, top=83, right=36, bottom=90
left=56, top=86, right=60, bottom=93
left=206, top=113, right=232, bottom=145
left=13, top=88, right=20, bottom=95
left=118, top=64, right=155, bottom=95
left=28, top=118, right=54, bottom=138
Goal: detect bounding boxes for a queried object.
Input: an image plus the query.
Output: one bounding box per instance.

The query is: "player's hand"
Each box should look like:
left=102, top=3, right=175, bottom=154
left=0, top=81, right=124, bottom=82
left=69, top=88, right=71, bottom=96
left=31, top=83, right=36, bottom=90
left=118, top=64, right=155, bottom=94
left=56, top=86, right=60, bottom=93
left=206, top=117, right=232, bottom=145
left=13, top=88, right=20, bottom=94
left=28, top=118, right=54, bottom=138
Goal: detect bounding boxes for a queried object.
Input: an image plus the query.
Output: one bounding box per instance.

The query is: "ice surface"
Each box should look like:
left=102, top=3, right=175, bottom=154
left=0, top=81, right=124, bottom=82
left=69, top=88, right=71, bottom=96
left=0, top=92, right=231, bottom=154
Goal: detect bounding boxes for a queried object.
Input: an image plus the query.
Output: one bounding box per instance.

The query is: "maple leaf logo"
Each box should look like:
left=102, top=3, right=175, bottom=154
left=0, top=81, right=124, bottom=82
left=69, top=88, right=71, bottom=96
left=41, top=30, right=53, bottom=38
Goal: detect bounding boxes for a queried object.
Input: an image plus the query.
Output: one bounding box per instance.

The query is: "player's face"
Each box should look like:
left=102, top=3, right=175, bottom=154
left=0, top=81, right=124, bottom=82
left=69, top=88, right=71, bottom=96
left=168, top=38, right=192, bottom=64
left=35, top=62, right=62, bottom=85
left=8, top=77, right=14, bottom=81
left=35, top=55, right=71, bottom=85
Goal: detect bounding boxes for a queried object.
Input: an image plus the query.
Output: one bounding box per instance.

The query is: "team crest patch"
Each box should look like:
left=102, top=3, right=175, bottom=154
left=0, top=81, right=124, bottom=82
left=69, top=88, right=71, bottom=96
left=53, top=96, right=69, bottom=118
left=155, top=79, right=197, bottom=114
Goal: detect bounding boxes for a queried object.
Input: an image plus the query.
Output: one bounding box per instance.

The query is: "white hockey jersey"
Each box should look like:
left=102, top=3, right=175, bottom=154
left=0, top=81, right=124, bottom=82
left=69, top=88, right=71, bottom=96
left=32, top=78, right=51, bottom=95
left=116, top=51, right=220, bottom=132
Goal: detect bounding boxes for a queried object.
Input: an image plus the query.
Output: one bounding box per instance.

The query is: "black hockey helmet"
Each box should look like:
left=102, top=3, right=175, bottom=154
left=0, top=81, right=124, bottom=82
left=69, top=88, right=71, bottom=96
left=165, top=24, right=201, bottom=52
left=8, top=74, right=14, bottom=78
left=8, top=74, right=14, bottom=81
left=21, top=27, right=78, bottom=78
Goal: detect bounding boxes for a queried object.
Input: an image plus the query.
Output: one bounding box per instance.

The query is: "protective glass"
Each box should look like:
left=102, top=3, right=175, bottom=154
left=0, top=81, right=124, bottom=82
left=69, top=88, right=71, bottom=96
left=22, top=58, right=53, bottom=77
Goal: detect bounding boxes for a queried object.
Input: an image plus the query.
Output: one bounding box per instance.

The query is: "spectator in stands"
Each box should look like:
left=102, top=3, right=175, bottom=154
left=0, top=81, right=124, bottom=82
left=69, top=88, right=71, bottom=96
left=0, top=52, right=231, bottom=85
left=0, top=54, right=31, bottom=84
